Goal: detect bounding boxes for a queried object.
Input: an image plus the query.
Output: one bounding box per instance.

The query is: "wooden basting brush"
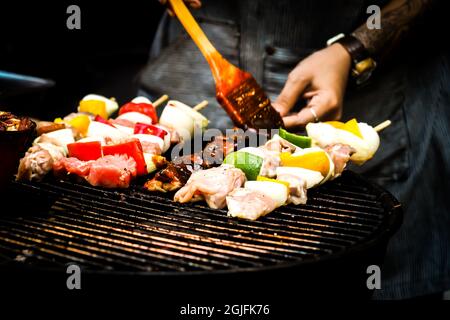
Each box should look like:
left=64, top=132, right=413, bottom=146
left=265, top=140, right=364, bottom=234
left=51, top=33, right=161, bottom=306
left=167, top=0, right=284, bottom=130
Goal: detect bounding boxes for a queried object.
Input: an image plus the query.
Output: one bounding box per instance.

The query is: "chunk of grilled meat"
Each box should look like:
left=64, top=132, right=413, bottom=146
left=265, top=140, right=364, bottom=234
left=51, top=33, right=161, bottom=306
left=144, top=134, right=240, bottom=193
left=202, top=135, right=237, bottom=167
left=144, top=154, right=205, bottom=192
left=324, top=143, right=356, bottom=176
left=174, top=165, right=246, bottom=209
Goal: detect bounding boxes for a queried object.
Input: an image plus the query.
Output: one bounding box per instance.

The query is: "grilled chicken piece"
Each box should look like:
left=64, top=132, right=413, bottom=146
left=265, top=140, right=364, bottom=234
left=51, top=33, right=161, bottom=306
left=324, top=143, right=356, bottom=176
left=236, top=147, right=280, bottom=179
left=16, top=145, right=54, bottom=181
left=226, top=188, right=277, bottom=220
left=263, top=134, right=297, bottom=154
left=259, top=149, right=280, bottom=178
left=276, top=174, right=308, bottom=205
left=257, top=134, right=298, bottom=178
left=16, top=144, right=66, bottom=181
left=174, top=165, right=246, bottom=209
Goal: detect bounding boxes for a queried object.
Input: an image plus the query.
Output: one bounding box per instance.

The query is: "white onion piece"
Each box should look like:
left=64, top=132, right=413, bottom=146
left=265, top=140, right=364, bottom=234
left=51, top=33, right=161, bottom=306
left=168, top=100, right=209, bottom=130
left=276, top=167, right=324, bottom=189
left=113, top=124, right=134, bottom=136
left=131, top=96, right=153, bottom=104
left=244, top=181, right=288, bottom=207
left=305, top=123, right=337, bottom=148
left=322, top=151, right=335, bottom=183
left=154, top=124, right=171, bottom=153
left=116, top=112, right=152, bottom=125
left=76, top=136, right=106, bottom=145
left=355, top=123, right=380, bottom=164
left=33, top=128, right=75, bottom=154
left=81, top=94, right=119, bottom=117
left=87, top=121, right=127, bottom=143
left=290, top=147, right=335, bottom=183
left=38, top=128, right=74, bottom=147
left=291, top=146, right=323, bottom=156
left=159, top=105, right=195, bottom=142
left=45, top=128, right=75, bottom=145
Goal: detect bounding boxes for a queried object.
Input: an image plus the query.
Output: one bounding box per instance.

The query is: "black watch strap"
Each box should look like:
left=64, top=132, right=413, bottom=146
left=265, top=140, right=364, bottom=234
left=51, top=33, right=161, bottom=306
left=327, top=33, right=376, bottom=85
left=335, top=35, right=369, bottom=62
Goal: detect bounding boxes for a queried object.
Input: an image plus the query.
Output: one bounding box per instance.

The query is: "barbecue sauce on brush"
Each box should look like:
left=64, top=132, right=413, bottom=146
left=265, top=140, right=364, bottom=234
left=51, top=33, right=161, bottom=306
left=199, top=30, right=284, bottom=130
left=217, top=77, right=284, bottom=130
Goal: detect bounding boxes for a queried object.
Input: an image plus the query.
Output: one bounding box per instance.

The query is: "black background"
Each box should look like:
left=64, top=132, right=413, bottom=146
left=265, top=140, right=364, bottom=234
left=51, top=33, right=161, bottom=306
left=0, top=0, right=164, bottom=118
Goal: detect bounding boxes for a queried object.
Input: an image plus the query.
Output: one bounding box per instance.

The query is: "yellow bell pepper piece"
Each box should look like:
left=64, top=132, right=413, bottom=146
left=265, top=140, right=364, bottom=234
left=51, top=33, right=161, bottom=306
left=325, top=120, right=346, bottom=130
left=256, top=176, right=290, bottom=189
left=68, top=115, right=91, bottom=137
left=325, top=118, right=363, bottom=139
left=79, top=100, right=108, bottom=119
left=343, top=118, right=363, bottom=139
left=280, top=151, right=330, bottom=177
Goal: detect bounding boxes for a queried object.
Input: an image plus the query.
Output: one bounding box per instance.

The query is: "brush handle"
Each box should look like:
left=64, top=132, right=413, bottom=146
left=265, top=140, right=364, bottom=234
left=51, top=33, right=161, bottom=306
left=168, top=0, right=225, bottom=82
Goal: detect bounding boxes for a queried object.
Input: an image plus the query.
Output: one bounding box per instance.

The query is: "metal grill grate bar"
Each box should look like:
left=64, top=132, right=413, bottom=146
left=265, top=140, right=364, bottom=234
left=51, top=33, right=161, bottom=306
left=0, top=171, right=397, bottom=273
left=39, top=180, right=381, bottom=236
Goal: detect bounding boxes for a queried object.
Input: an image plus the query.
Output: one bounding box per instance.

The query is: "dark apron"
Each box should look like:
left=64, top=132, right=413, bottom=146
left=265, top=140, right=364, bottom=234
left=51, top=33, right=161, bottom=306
left=140, top=0, right=450, bottom=299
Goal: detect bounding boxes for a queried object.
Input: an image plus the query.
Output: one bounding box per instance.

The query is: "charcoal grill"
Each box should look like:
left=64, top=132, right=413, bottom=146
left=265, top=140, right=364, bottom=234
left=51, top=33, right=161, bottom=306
left=0, top=171, right=401, bottom=299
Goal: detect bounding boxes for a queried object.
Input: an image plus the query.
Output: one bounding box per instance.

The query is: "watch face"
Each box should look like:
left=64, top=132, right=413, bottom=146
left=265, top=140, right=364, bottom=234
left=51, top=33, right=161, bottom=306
left=354, top=59, right=377, bottom=85
left=356, top=69, right=374, bottom=85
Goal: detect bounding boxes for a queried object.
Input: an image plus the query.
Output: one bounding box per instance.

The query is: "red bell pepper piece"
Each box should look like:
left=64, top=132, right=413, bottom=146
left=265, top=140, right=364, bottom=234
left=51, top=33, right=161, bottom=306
left=102, top=139, right=147, bottom=175
left=134, top=123, right=168, bottom=139
left=119, top=102, right=158, bottom=124
left=94, top=115, right=115, bottom=127
left=67, top=141, right=103, bottom=161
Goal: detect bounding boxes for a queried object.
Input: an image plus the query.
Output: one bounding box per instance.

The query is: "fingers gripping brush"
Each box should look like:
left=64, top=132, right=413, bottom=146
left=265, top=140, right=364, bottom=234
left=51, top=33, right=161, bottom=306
left=167, top=0, right=284, bottom=130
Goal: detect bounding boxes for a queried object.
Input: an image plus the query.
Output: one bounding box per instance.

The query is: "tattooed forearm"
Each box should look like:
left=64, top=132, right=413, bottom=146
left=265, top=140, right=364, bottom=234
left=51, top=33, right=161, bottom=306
left=352, top=0, right=432, bottom=57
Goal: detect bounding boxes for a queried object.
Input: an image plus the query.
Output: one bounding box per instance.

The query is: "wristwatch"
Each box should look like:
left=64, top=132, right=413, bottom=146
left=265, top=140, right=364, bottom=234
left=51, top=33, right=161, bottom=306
left=327, top=33, right=376, bottom=85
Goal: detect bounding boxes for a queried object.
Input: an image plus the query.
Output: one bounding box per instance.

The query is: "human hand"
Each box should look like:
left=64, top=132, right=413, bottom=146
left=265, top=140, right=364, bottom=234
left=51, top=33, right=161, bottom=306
left=272, top=43, right=352, bottom=129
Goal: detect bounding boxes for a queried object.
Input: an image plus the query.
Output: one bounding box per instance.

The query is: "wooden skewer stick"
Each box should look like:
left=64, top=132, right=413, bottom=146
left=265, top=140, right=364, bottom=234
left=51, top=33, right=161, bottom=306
left=374, top=120, right=392, bottom=132
left=153, top=94, right=169, bottom=108
left=193, top=100, right=209, bottom=112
